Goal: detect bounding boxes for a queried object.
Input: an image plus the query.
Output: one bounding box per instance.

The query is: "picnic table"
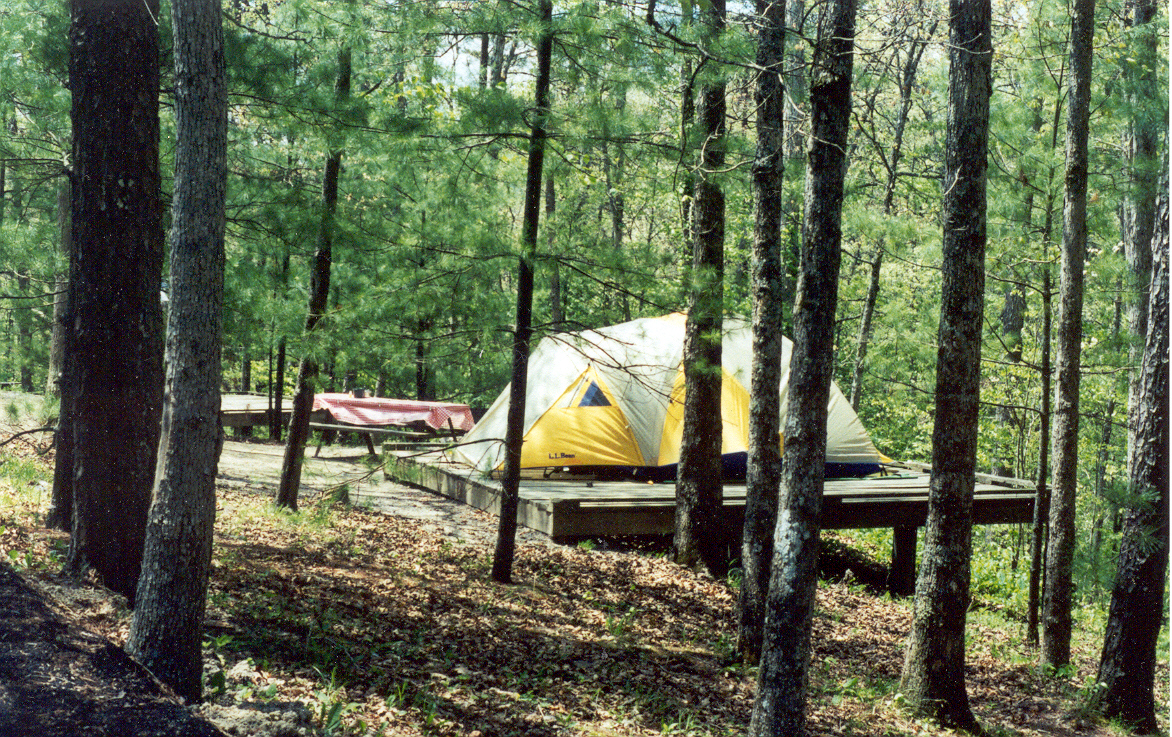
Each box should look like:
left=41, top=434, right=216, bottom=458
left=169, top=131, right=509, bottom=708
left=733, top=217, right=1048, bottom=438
left=309, top=393, right=475, bottom=455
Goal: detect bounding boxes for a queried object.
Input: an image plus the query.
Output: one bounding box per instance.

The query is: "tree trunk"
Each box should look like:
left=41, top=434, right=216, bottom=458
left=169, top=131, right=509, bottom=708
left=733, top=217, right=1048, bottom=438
left=127, top=0, right=227, bottom=701
left=271, top=335, right=286, bottom=440
left=64, top=0, right=164, bottom=603
left=240, top=351, right=251, bottom=393
left=276, top=44, right=351, bottom=511
left=748, top=1, right=855, bottom=732
left=1095, top=156, right=1167, bottom=734
left=898, top=1, right=990, bottom=732
left=674, top=0, right=727, bottom=578
left=737, top=0, right=786, bottom=666
left=1027, top=263, right=1052, bottom=647
left=849, top=247, right=881, bottom=410
left=1042, top=0, right=1095, bottom=669
left=491, top=0, right=551, bottom=584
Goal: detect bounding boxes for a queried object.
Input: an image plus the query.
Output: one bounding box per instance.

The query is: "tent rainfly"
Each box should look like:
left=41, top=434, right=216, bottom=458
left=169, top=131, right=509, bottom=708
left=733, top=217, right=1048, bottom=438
left=452, top=313, right=886, bottom=480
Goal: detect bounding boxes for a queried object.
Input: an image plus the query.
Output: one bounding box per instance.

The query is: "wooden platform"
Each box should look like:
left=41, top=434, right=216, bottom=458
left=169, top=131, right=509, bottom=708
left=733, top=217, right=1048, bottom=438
left=379, top=450, right=1037, bottom=540
left=220, top=393, right=289, bottom=429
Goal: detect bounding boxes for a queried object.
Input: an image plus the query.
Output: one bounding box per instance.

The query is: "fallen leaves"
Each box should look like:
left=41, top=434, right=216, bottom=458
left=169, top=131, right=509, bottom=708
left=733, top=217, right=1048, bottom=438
left=0, top=443, right=1166, bottom=737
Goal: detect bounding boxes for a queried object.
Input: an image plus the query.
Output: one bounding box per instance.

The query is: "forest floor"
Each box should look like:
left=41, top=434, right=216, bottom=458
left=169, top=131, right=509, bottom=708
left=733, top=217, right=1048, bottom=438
left=0, top=393, right=1165, bottom=737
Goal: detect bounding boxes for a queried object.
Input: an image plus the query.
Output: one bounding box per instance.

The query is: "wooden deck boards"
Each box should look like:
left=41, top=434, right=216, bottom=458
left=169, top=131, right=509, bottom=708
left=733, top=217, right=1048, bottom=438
left=380, top=449, right=1037, bottom=541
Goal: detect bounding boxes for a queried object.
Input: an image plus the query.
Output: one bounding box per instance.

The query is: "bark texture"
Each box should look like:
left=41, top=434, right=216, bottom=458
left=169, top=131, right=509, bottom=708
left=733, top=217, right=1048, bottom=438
left=748, top=0, right=855, bottom=732
left=65, top=0, right=164, bottom=603
left=738, top=0, right=786, bottom=665
left=127, top=0, right=227, bottom=702
left=899, top=0, right=990, bottom=731
left=1095, top=160, right=1167, bottom=735
left=674, top=0, right=727, bottom=578
left=492, top=0, right=552, bottom=584
left=1043, top=0, right=1095, bottom=669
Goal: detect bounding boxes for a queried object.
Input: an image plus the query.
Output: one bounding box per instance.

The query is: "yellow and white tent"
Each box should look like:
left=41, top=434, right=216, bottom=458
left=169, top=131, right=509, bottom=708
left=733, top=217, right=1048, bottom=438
left=452, top=313, right=885, bottom=479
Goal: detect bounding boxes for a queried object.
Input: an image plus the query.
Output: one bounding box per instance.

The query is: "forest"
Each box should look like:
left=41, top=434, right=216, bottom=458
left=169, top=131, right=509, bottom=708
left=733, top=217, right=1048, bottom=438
left=0, top=0, right=1167, bottom=735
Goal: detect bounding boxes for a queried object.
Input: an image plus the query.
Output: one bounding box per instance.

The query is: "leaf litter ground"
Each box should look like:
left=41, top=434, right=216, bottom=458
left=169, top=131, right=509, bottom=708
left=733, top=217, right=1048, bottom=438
left=0, top=428, right=1165, bottom=737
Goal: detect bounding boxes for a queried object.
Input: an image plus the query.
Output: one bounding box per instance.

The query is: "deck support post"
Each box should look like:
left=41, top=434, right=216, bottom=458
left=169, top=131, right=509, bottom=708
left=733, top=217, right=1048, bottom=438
left=888, top=525, right=918, bottom=596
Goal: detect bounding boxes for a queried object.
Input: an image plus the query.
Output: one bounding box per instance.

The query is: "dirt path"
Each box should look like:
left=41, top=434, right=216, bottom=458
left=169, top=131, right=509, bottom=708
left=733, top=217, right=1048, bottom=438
left=217, top=439, right=553, bottom=549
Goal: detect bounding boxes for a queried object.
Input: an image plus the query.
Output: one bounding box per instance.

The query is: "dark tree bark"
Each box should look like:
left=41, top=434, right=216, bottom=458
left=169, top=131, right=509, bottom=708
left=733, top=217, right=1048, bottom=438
left=276, top=45, right=351, bottom=511
left=1095, top=158, right=1167, bottom=735
left=748, top=0, right=855, bottom=732
left=737, top=0, right=786, bottom=666
left=1042, top=0, right=1095, bottom=669
left=675, top=0, right=727, bottom=578
left=127, top=0, right=227, bottom=702
left=64, top=0, right=164, bottom=603
left=491, top=0, right=552, bottom=584
left=898, top=0, right=990, bottom=732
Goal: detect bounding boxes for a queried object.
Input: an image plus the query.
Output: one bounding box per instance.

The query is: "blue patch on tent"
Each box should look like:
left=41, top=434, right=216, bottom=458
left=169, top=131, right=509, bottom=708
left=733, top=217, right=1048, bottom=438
left=578, top=382, right=611, bottom=407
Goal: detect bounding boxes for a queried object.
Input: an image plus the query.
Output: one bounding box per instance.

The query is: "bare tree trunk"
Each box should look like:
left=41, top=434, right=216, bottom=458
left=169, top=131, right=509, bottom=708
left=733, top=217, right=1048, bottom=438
left=737, top=0, right=786, bottom=666
left=127, top=0, right=227, bottom=700
left=748, top=1, right=855, bottom=732
left=899, top=0, right=990, bottom=731
left=64, top=0, right=165, bottom=603
left=675, top=0, right=727, bottom=578
left=1043, top=0, right=1095, bottom=669
left=1027, top=263, right=1052, bottom=647
left=849, top=248, right=881, bottom=410
left=492, top=0, right=552, bottom=584
left=1096, top=156, right=1167, bottom=734
left=271, top=335, right=286, bottom=440
left=276, top=43, right=351, bottom=511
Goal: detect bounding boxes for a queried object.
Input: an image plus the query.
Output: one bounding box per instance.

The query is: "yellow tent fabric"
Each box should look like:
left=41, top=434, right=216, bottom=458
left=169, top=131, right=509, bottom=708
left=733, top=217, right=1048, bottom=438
left=657, top=368, right=753, bottom=467
left=519, top=367, right=646, bottom=468
left=451, top=313, right=885, bottom=477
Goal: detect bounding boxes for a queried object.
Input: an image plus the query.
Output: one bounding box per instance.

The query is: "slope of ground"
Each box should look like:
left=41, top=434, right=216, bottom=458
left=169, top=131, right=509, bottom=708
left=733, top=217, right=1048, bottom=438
left=0, top=404, right=1164, bottom=737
